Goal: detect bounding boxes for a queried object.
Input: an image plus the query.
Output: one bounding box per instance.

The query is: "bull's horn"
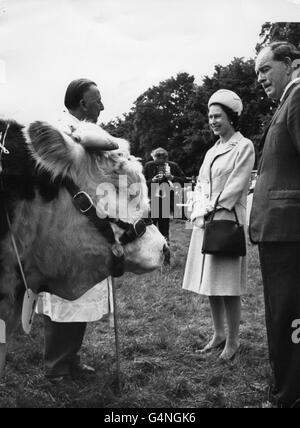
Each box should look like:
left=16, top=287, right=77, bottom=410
left=76, top=123, right=119, bottom=151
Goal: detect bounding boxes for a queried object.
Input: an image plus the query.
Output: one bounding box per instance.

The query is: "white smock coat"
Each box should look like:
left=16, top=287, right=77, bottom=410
left=182, top=132, right=255, bottom=296
left=36, top=112, right=113, bottom=322
left=36, top=279, right=113, bottom=323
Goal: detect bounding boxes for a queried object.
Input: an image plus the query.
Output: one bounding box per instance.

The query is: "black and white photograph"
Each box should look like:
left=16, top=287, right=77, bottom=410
left=1, top=0, right=300, bottom=411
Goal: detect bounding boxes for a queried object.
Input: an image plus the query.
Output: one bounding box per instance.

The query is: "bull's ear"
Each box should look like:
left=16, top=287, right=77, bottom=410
left=24, top=121, right=84, bottom=178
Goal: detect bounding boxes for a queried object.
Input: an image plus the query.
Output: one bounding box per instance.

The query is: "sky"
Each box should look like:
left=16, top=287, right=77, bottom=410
left=0, top=0, right=300, bottom=123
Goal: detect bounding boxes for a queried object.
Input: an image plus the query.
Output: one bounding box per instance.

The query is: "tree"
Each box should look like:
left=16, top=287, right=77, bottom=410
left=201, top=57, right=274, bottom=155
left=102, top=60, right=270, bottom=173
left=104, top=23, right=300, bottom=174
left=133, top=73, right=196, bottom=159
left=256, top=22, right=300, bottom=52
left=103, top=72, right=207, bottom=175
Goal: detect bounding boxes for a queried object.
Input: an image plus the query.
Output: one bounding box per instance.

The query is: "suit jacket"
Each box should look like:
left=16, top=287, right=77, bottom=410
left=250, top=82, right=300, bottom=242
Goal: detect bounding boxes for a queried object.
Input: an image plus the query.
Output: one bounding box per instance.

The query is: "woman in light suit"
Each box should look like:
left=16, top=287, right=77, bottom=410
left=182, top=90, right=255, bottom=361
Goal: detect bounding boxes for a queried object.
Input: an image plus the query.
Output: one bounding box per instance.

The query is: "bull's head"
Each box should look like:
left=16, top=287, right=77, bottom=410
left=18, top=120, right=167, bottom=300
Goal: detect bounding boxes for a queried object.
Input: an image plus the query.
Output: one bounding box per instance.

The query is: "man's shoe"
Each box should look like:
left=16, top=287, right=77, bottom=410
left=71, top=363, right=96, bottom=379
left=79, top=363, right=96, bottom=374
left=47, top=375, right=72, bottom=385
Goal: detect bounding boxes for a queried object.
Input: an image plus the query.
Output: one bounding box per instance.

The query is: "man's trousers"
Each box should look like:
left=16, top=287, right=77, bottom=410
left=43, top=316, right=87, bottom=378
left=259, top=243, right=300, bottom=407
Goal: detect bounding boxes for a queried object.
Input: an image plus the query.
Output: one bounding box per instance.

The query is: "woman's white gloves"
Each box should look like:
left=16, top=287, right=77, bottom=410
left=190, top=202, right=207, bottom=221
left=190, top=198, right=215, bottom=229
left=190, top=202, right=207, bottom=229
left=192, top=216, right=205, bottom=228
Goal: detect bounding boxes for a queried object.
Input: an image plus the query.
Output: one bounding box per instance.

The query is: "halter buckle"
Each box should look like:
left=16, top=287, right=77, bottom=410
left=73, top=191, right=94, bottom=213
left=0, top=126, right=10, bottom=156
left=0, top=143, right=9, bottom=155
left=111, top=243, right=124, bottom=258
left=0, top=128, right=10, bottom=174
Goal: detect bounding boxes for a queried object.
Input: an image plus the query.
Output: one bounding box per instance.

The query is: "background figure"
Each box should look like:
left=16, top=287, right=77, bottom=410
left=250, top=42, right=300, bottom=408
left=183, top=90, right=255, bottom=361
left=143, top=148, right=186, bottom=265
left=37, top=78, right=110, bottom=383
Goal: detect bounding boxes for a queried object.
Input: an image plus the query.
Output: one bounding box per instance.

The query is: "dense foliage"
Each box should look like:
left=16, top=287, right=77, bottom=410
left=103, top=22, right=300, bottom=176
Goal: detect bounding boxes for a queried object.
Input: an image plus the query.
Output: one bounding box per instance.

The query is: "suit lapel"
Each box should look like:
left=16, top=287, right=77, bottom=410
left=280, top=79, right=300, bottom=106
left=257, top=115, right=276, bottom=159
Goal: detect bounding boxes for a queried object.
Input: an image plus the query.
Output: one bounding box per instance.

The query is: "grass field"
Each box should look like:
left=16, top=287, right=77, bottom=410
left=0, top=220, right=271, bottom=408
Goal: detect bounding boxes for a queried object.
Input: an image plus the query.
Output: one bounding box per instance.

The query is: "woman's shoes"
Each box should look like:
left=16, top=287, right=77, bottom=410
left=71, top=363, right=96, bottom=379
left=196, top=337, right=240, bottom=361
left=196, top=339, right=226, bottom=354
left=219, top=346, right=240, bottom=362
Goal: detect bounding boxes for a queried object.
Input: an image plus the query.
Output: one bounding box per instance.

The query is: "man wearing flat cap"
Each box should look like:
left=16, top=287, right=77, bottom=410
left=144, top=148, right=186, bottom=265
left=250, top=41, right=300, bottom=408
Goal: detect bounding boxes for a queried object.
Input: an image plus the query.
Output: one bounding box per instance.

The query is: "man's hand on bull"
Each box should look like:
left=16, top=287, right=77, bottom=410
left=66, top=122, right=119, bottom=152
left=79, top=124, right=119, bottom=151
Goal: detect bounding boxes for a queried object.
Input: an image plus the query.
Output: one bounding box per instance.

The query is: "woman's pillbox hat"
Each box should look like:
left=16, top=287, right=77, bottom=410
left=208, top=89, right=243, bottom=116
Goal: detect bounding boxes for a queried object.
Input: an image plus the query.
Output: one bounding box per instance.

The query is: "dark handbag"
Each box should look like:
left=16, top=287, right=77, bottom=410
left=202, top=194, right=246, bottom=257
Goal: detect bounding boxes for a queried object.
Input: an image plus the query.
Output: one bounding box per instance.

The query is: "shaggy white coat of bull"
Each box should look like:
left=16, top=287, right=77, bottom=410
left=0, top=119, right=167, bottom=376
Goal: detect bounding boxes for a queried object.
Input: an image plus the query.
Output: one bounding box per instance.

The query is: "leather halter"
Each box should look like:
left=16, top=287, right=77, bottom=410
left=63, top=178, right=153, bottom=277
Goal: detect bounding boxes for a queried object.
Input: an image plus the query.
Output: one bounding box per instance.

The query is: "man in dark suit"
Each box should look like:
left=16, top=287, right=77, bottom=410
left=250, top=41, right=300, bottom=408
left=143, top=148, right=186, bottom=264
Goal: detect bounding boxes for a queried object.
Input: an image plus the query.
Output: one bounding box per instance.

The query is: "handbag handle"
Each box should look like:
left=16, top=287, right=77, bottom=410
left=208, top=193, right=240, bottom=225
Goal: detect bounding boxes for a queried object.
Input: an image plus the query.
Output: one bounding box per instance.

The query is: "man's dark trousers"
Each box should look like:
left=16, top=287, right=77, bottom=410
left=250, top=82, right=300, bottom=407
left=259, top=243, right=300, bottom=407
left=44, top=316, right=87, bottom=378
